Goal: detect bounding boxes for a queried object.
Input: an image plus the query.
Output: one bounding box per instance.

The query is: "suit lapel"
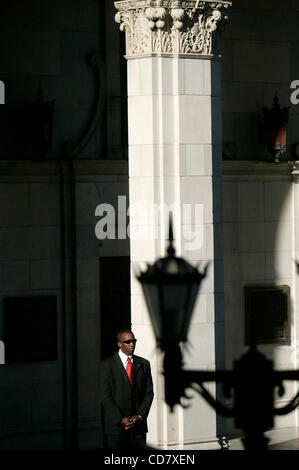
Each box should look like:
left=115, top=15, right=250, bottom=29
left=114, top=352, right=134, bottom=387
left=112, top=352, right=131, bottom=386
left=112, top=352, right=142, bottom=387
left=132, top=355, right=141, bottom=386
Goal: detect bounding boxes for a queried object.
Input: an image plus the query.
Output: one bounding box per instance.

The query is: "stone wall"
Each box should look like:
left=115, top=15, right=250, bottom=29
left=0, top=0, right=129, bottom=449
left=0, top=160, right=129, bottom=449
left=0, top=0, right=125, bottom=160
left=223, top=160, right=299, bottom=435
left=222, top=0, right=299, bottom=436
left=222, top=0, right=299, bottom=161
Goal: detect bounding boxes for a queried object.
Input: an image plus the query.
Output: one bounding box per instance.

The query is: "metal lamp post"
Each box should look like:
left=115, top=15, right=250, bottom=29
left=137, top=222, right=299, bottom=451
left=137, top=221, right=208, bottom=410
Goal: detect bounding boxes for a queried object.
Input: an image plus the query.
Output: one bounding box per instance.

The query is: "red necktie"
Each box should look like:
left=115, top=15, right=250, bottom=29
left=126, top=356, right=132, bottom=384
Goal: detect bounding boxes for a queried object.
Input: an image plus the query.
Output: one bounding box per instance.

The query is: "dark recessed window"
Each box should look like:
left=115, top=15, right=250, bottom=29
left=4, top=296, right=57, bottom=364
left=244, top=285, right=290, bottom=346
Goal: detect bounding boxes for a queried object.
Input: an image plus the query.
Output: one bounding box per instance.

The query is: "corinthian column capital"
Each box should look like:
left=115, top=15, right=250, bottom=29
left=114, top=0, right=232, bottom=58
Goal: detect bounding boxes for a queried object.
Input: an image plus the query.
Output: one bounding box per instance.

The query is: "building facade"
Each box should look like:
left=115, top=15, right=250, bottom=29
left=0, top=0, right=298, bottom=449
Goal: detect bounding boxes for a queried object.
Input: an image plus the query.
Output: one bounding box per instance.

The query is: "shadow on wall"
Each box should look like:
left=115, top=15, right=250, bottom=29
left=223, top=174, right=297, bottom=434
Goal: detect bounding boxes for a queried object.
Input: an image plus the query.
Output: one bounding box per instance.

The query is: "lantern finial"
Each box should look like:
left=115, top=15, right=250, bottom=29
left=167, top=215, right=175, bottom=258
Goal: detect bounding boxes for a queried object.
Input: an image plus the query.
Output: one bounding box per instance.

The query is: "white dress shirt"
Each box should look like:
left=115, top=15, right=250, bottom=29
left=118, top=349, right=133, bottom=369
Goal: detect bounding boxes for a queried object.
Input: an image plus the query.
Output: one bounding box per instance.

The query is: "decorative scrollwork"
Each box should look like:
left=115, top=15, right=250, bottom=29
left=115, top=0, right=231, bottom=57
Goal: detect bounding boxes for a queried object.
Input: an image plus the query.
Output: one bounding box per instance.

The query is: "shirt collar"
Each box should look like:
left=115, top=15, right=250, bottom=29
left=118, top=349, right=133, bottom=366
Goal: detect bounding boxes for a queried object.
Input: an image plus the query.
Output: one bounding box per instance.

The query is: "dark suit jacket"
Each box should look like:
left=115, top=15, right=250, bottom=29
left=99, top=352, right=154, bottom=435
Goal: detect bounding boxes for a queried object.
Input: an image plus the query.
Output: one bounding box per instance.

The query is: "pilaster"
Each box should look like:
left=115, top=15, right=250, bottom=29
left=115, top=0, right=231, bottom=446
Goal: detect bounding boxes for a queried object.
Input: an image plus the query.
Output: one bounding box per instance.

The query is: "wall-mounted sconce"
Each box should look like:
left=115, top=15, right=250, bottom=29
left=27, top=84, right=55, bottom=159
left=262, top=93, right=289, bottom=163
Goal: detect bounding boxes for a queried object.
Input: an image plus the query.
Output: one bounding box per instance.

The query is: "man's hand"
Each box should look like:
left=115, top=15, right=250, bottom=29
left=120, top=415, right=142, bottom=430
left=129, top=415, right=142, bottom=425
left=120, top=417, right=135, bottom=431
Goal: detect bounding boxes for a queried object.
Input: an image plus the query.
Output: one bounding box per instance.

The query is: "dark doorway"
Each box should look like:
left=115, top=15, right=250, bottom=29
left=100, top=256, right=131, bottom=359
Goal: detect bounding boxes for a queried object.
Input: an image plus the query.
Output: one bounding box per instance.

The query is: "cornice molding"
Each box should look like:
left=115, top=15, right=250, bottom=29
left=0, top=160, right=128, bottom=182
left=223, top=160, right=298, bottom=182
left=114, top=0, right=232, bottom=58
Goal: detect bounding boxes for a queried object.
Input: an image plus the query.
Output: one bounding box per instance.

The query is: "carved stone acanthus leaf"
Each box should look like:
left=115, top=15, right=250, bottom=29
left=114, top=0, right=231, bottom=57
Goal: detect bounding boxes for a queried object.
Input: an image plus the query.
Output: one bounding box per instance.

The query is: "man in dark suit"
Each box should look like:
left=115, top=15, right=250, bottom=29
left=99, top=329, right=154, bottom=450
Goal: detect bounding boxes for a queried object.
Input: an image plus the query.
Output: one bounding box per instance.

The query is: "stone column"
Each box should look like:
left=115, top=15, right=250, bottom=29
left=115, top=0, right=231, bottom=447
left=292, top=163, right=299, bottom=430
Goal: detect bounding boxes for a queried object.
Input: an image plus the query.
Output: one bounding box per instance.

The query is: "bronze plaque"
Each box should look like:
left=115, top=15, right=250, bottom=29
left=244, top=285, right=290, bottom=346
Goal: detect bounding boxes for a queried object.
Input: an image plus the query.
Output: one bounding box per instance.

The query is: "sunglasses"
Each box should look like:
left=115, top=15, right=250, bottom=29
left=121, top=339, right=137, bottom=344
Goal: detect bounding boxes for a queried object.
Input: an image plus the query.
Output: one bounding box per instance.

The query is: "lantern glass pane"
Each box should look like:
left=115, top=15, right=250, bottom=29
left=181, top=284, right=200, bottom=341
left=161, top=284, right=189, bottom=342
left=142, top=284, right=162, bottom=341
left=280, top=127, right=286, bottom=146
left=165, top=259, right=179, bottom=274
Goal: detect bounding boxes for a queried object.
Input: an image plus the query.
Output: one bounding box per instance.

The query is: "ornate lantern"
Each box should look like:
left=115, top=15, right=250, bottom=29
left=137, top=221, right=207, bottom=350
left=262, top=93, right=289, bottom=163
